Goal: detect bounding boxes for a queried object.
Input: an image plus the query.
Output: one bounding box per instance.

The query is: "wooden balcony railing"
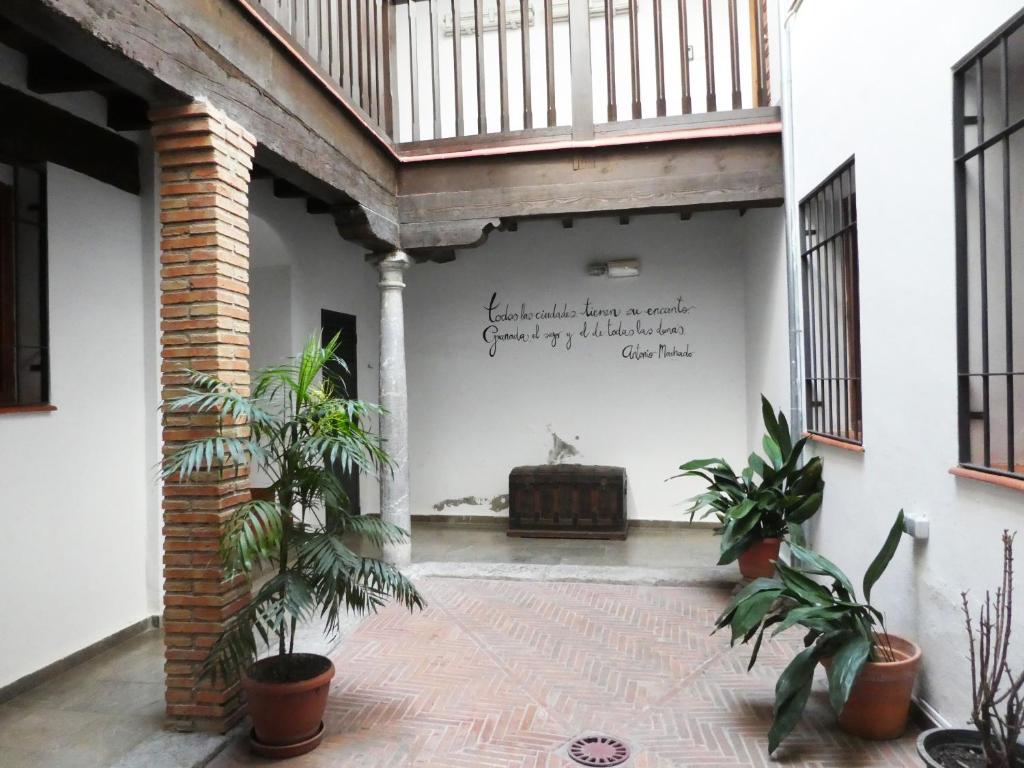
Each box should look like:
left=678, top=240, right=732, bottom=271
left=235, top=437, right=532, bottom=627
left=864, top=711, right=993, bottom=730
left=243, top=0, right=772, bottom=151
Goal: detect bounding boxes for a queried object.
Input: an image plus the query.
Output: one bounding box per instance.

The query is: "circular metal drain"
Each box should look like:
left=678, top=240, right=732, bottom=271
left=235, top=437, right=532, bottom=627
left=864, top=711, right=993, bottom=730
left=567, top=735, right=630, bottom=766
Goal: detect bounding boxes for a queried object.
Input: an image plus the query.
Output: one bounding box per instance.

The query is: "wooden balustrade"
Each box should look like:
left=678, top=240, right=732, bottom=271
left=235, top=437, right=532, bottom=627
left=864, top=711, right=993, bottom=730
left=251, top=0, right=394, bottom=136
left=244, top=0, right=771, bottom=147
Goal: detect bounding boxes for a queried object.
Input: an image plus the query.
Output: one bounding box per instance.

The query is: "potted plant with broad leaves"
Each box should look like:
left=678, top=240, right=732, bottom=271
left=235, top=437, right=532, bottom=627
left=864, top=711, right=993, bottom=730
left=918, top=531, right=1024, bottom=768
left=674, top=396, right=824, bottom=579
left=716, top=510, right=921, bottom=753
left=162, top=335, right=425, bottom=759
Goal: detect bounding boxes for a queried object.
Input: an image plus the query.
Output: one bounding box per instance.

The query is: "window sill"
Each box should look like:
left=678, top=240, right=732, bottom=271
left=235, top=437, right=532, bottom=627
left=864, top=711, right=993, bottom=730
left=0, top=403, right=57, bottom=415
left=949, top=466, right=1024, bottom=493
left=803, top=432, right=865, bottom=454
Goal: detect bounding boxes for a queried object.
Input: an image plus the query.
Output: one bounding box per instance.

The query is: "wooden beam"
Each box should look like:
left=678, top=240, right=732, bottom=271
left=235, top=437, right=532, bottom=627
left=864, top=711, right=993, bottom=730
left=306, top=198, right=333, bottom=214
left=273, top=178, right=307, bottom=199
left=398, top=134, right=782, bottom=228
left=105, top=90, right=150, bottom=131
left=0, top=0, right=400, bottom=246
left=399, top=217, right=499, bottom=251
left=0, top=83, right=139, bottom=194
left=252, top=145, right=397, bottom=251
left=27, top=48, right=110, bottom=93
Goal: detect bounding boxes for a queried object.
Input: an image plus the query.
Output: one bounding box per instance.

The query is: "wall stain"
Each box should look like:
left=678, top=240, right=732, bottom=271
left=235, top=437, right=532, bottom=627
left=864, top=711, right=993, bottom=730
left=434, top=432, right=579, bottom=513
left=432, top=496, right=482, bottom=512
left=547, top=430, right=580, bottom=464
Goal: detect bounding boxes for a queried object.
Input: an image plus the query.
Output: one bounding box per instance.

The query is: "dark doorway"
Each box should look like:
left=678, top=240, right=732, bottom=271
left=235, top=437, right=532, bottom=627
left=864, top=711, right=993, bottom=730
left=321, top=309, right=360, bottom=515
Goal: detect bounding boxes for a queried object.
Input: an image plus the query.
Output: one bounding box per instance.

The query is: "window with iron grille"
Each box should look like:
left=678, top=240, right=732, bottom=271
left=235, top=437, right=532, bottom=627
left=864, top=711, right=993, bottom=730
left=953, top=10, right=1024, bottom=480
left=799, top=158, right=862, bottom=445
left=0, top=161, right=49, bottom=408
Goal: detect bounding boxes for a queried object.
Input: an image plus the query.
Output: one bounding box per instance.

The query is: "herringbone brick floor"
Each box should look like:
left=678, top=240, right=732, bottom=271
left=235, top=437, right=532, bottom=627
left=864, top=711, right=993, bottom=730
left=211, top=578, right=921, bottom=767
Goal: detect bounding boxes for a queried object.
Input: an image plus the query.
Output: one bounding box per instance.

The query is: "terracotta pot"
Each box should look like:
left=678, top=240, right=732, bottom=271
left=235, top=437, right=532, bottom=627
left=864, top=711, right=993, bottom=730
left=823, top=634, right=921, bottom=741
left=242, top=653, right=335, bottom=757
left=737, top=538, right=781, bottom=579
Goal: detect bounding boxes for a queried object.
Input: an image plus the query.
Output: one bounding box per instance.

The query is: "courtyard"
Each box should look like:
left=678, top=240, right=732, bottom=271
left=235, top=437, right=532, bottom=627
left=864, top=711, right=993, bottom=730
left=2, top=1, right=1024, bottom=766
left=0, top=526, right=922, bottom=767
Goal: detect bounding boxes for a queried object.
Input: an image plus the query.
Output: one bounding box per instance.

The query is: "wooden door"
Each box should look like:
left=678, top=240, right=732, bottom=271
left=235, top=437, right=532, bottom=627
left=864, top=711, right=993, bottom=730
left=321, top=309, right=361, bottom=514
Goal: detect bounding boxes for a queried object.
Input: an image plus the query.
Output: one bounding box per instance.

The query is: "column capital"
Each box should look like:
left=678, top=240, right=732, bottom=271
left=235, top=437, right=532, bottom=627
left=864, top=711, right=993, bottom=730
left=370, top=250, right=412, bottom=290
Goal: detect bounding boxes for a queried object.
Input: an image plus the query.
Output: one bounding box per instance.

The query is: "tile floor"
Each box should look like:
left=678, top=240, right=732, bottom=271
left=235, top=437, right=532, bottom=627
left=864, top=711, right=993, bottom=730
left=0, top=524, right=922, bottom=767
left=210, top=576, right=922, bottom=768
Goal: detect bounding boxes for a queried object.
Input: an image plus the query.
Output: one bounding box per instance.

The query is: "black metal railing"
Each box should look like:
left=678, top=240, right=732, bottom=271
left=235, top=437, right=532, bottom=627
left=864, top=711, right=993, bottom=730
left=954, top=8, right=1024, bottom=479
left=800, top=157, right=862, bottom=446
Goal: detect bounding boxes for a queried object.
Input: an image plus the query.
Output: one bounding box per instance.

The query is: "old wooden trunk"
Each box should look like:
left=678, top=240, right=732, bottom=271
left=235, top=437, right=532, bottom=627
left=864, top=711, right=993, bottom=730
left=507, top=465, right=627, bottom=539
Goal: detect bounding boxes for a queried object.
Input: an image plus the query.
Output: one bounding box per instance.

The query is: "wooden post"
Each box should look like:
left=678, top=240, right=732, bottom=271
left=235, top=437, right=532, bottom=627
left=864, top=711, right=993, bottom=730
left=568, top=0, right=594, bottom=139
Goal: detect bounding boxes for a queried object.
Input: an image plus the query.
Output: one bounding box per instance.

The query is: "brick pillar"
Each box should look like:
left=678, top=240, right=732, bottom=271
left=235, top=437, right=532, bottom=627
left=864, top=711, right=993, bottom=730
left=150, top=101, right=256, bottom=733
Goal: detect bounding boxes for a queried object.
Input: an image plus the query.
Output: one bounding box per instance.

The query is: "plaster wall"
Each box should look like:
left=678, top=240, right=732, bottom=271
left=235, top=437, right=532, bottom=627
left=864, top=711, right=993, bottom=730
left=248, top=181, right=384, bottom=517
left=0, top=165, right=154, bottom=688
left=404, top=210, right=788, bottom=521
left=786, top=0, right=1024, bottom=723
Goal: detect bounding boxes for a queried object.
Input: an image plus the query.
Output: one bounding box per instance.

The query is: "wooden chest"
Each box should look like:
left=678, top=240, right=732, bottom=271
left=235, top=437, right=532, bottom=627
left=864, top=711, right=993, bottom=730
left=507, top=465, right=628, bottom=539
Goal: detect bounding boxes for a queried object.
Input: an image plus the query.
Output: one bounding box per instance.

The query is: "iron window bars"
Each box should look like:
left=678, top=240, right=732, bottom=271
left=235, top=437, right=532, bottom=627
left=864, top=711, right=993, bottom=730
left=0, top=161, right=49, bottom=408
left=799, top=158, right=862, bottom=445
left=953, top=10, right=1024, bottom=480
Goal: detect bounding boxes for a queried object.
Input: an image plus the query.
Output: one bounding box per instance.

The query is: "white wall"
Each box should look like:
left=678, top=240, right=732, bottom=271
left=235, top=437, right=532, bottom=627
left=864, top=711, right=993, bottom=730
left=741, top=207, right=790, bottom=448
left=786, top=0, right=1024, bottom=724
left=248, top=182, right=383, bottom=517
left=0, top=165, right=155, bottom=688
left=404, top=211, right=786, bottom=520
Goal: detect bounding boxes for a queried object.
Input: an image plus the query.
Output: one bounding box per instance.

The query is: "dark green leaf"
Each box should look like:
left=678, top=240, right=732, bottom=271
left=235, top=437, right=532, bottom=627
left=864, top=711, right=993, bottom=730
left=789, top=544, right=855, bottom=599
left=863, top=510, right=907, bottom=604
left=728, top=588, right=784, bottom=643
left=825, top=635, right=872, bottom=715
left=763, top=435, right=783, bottom=469
left=769, top=644, right=820, bottom=753
left=678, top=458, right=724, bottom=471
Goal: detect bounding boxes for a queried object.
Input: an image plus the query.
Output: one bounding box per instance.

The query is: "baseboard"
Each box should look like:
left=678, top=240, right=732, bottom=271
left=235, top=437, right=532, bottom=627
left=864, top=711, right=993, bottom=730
left=629, top=519, right=716, bottom=530
left=0, top=615, right=160, bottom=704
left=911, top=696, right=951, bottom=730
left=412, top=514, right=713, bottom=530
left=412, top=514, right=507, bottom=528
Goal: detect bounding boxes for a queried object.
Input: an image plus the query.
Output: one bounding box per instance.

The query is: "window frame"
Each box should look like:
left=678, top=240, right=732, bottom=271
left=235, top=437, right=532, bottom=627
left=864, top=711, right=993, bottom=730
left=0, top=159, right=50, bottom=410
left=952, top=8, right=1024, bottom=481
left=798, top=156, right=863, bottom=447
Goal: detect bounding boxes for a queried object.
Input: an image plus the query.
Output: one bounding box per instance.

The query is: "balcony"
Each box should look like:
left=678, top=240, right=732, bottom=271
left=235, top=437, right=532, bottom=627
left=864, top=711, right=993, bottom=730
left=239, top=0, right=776, bottom=156
left=0, top=0, right=782, bottom=253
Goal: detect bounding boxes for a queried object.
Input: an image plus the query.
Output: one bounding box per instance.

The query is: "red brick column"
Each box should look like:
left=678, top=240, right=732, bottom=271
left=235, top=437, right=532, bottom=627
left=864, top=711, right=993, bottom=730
left=150, top=101, right=256, bottom=733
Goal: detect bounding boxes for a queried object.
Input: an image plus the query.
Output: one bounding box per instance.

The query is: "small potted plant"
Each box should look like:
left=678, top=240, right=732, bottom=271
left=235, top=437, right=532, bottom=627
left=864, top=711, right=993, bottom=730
left=674, top=396, right=824, bottom=578
left=716, top=511, right=920, bottom=753
left=918, top=531, right=1024, bottom=768
left=162, top=335, right=425, bottom=758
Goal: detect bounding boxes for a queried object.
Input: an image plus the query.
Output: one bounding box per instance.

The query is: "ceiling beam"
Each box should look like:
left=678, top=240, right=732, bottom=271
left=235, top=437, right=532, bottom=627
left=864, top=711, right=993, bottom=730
left=398, top=135, right=783, bottom=237
left=26, top=49, right=110, bottom=94
left=0, top=83, right=139, bottom=194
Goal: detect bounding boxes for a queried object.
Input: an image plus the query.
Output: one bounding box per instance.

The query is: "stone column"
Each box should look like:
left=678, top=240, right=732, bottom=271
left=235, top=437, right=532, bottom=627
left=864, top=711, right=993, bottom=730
left=150, top=100, right=255, bottom=733
left=375, top=251, right=412, bottom=565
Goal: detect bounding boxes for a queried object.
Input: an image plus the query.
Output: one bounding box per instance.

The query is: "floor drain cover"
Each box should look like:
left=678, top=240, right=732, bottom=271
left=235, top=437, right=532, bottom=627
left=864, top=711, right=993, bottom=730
left=567, top=735, right=630, bottom=766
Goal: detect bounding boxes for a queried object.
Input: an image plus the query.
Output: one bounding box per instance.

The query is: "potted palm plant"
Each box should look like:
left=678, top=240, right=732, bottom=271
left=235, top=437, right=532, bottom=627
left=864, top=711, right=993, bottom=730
left=918, top=531, right=1023, bottom=768
left=716, top=511, right=920, bottom=753
left=162, top=335, right=424, bottom=758
left=674, top=396, right=824, bottom=578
